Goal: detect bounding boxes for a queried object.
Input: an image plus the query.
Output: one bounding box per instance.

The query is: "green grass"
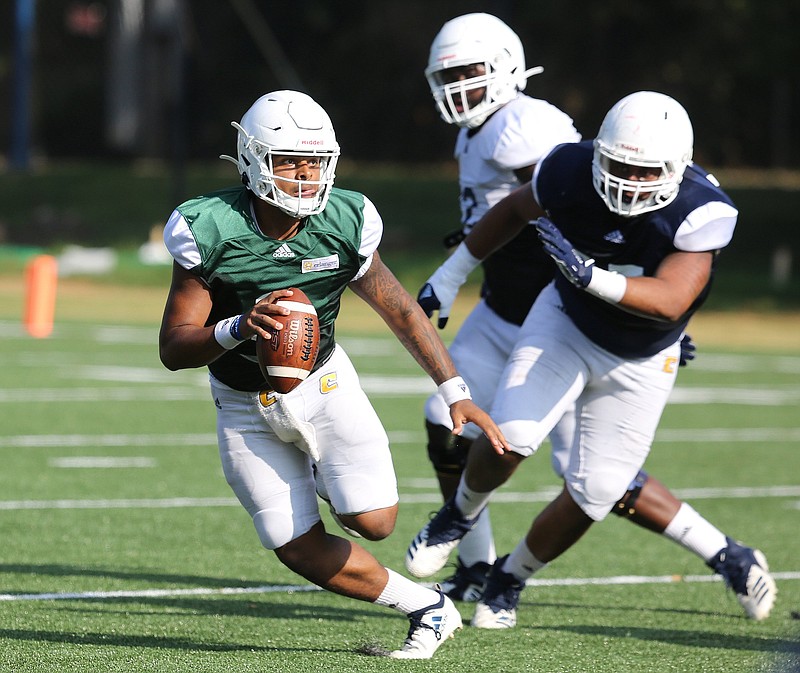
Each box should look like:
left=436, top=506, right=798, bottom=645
left=0, top=302, right=798, bottom=672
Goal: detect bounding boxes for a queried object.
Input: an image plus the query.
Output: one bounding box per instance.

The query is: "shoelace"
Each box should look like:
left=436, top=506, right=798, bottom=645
left=404, top=616, right=442, bottom=643
left=716, top=550, right=750, bottom=594
left=485, top=577, right=524, bottom=610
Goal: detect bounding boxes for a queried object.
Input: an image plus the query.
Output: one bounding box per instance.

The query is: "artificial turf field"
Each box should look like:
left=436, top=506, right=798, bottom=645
left=0, top=277, right=798, bottom=673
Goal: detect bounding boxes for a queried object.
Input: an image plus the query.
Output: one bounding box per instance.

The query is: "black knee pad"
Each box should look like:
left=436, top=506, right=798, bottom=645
left=425, top=420, right=473, bottom=475
left=611, top=469, right=649, bottom=518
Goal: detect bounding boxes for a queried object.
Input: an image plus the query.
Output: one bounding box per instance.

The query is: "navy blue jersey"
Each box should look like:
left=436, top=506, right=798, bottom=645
left=534, top=141, right=737, bottom=358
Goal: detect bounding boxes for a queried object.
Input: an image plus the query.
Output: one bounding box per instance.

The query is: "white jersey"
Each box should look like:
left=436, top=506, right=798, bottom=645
left=426, top=93, right=580, bottom=458
left=455, top=93, right=581, bottom=232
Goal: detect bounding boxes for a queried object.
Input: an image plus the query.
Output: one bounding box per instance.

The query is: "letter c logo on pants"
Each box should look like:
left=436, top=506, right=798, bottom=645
left=320, top=372, right=338, bottom=394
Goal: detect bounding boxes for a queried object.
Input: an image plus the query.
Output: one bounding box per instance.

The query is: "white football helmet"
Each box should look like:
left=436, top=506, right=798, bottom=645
left=425, top=13, right=543, bottom=129
left=592, top=91, right=694, bottom=217
left=221, top=90, right=340, bottom=217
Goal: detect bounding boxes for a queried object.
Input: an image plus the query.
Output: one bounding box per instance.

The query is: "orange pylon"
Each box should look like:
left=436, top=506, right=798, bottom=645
left=23, top=254, right=58, bottom=338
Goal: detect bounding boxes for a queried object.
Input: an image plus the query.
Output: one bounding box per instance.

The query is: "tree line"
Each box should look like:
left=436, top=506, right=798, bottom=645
left=1, top=0, right=798, bottom=168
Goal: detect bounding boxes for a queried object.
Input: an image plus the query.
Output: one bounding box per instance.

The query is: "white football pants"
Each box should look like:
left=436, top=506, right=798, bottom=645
left=493, top=282, right=680, bottom=521
left=210, top=345, right=398, bottom=549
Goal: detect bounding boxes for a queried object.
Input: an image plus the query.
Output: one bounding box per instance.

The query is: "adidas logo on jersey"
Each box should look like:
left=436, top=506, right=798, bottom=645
left=273, top=243, right=295, bottom=258
left=604, top=230, right=626, bottom=244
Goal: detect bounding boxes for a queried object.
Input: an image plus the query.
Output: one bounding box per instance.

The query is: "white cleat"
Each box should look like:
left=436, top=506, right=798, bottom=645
left=405, top=526, right=461, bottom=579
left=708, top=537, right=777, bottom=621
left=735, top=549, right=777, bottom=621
left=440, top=559, right=491, bottom=602
left=470, top=556, right=524, bottom=629
left=471, top=601, right=517, bottom=629
left=405, top=498, right=478, bottom=578
left=389, top=592, right=463, bottom=659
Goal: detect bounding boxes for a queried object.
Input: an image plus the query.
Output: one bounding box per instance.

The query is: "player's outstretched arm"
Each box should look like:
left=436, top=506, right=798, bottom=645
left=417, top=184, right=543, bottom=329
left=464, top=183, right=543, bottom=259
left=536, top=218, right=714, bottom=321
left=350, top=251, right=508, bottom=452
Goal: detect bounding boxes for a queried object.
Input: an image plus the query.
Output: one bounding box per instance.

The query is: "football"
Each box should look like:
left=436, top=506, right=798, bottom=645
left=256, top=288, right=320, bottom=393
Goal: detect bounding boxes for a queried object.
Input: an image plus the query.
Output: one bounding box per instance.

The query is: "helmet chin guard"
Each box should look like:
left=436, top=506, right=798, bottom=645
left=592, top=91, right=694, bottom=217
left=425, top=13, right=542, bottom=129
left=221, top=90, right=340, bottom=217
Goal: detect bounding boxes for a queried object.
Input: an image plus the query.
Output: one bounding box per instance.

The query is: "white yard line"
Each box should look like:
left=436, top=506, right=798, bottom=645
left=48, top=456, right=157, bottom=468
left=2, top=484, right=799, bottom=511
left=401, top=485, right=800, bottom=504
left=1, top=433, right=217, bottom=448
left=2, top=382, right=800, bottom=403
left=1, top=571, right=798, bottom=603
left=0, top=497, right=239, bottom=510
left=2, top=426, right=800, bottom=450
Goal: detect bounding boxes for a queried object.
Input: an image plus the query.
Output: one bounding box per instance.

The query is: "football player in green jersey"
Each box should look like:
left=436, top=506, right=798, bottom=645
left=158, top=90, right=508, bottom=659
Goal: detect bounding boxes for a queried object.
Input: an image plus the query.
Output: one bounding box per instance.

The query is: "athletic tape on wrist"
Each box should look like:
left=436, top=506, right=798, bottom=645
left=438, top=376, right=471, bottom=406
left=447, top=242, right=481, bottom=279
left=586, top=267, right=627, bottom=304
left=214, top=315, right=246, bottom=350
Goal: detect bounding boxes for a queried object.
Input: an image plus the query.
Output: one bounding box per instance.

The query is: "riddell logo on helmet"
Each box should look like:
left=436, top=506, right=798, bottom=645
left=300, top=140, right=325, bottom=145
left=620, top=143, right=641, bottom=153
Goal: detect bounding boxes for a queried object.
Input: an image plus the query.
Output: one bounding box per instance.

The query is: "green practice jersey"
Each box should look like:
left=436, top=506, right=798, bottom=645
left=171, top=185, right=380, bottom=391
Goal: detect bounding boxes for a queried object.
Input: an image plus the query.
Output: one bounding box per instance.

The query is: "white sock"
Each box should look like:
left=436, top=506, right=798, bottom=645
left=663, top=503, right=728, bottom=562
left=455, top=479, right=493, bottom=520
left=374, top=568, right=442, bottom=615
left=456, top=508, right=497, bottom=567
left=502, top=537, right=547, bottom=581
